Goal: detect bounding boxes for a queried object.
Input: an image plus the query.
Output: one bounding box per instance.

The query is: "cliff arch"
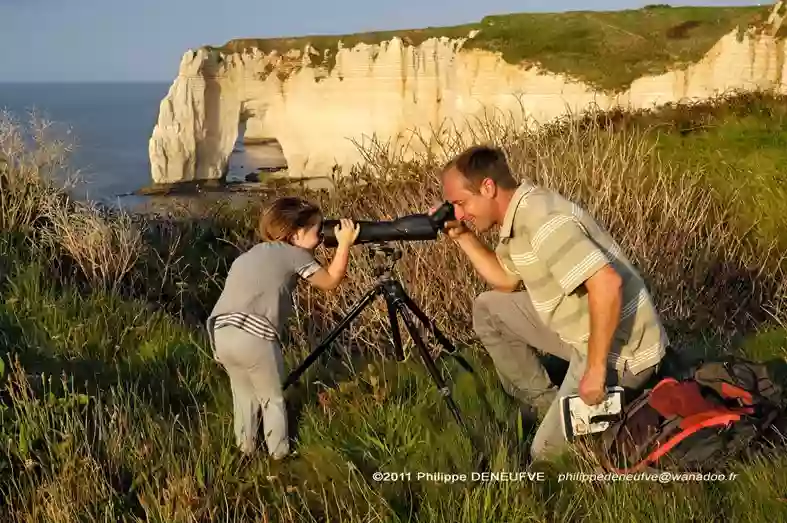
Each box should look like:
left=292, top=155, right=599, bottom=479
left=231, top=108, right=288, bottom=179
left=148, top=3, right=787, bottom=186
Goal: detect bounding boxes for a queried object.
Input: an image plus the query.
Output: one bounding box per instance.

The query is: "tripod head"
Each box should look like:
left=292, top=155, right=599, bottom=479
left=366, top=242, right=403, bottom=277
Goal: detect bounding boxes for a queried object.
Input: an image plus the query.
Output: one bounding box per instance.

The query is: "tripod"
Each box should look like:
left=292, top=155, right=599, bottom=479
left=283, top=242, right=479, bottom=450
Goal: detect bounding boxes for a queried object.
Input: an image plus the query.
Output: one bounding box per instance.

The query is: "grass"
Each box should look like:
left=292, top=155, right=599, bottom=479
left=207, top=4, right=776, bottom=91
left=2, top=91, right=787, bottom=521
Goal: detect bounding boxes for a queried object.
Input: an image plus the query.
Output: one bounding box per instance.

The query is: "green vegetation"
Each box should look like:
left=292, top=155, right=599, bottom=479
left=1, top=91, right=787, bottom=520
left=650, top=97, right=787, bottom=250
left=209, top=23, right=478, bottom=80
left=464, top=5, right=772, bottom=91
left=546, top=90, right=787, bottom=254
left=208, top=4, right=777, bottom=91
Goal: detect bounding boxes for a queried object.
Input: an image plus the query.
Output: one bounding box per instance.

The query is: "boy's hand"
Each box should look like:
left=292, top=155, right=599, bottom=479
left=334, top=218, right=361, bottom=247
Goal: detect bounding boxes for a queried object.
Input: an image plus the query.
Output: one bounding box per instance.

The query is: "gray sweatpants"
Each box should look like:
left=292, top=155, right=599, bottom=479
left=472, top=290, right=658, bottom=461
left=213, top=325, right=289, bottom=459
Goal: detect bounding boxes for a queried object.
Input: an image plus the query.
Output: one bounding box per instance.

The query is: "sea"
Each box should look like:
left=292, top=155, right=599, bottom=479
left=0, top=82, right=284, bottom=213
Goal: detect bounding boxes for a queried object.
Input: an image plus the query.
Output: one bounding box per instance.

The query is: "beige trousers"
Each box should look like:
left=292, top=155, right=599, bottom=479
left=213, top=325, right=289, bottom=459
left=472, top=290, right=659, bottom=461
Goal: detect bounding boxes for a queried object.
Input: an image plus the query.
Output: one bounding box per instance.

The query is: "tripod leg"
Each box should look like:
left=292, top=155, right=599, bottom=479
left=283, top=283, right=383, bottom=391
left=384, top=294, right=405, bottom=361
left=395, top=302, right=470, bottom=435
left=395, top=282, right=459, bottom=354
left=395, top=282, right=474, bottom=374
left=398, top=305, right=489, bottom=469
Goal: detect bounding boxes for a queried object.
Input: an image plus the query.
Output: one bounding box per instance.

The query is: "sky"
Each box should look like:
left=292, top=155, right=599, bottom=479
left=0, top=0, right=770, bottom=83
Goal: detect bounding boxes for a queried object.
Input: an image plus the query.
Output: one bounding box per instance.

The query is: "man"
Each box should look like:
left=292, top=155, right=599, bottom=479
left=436, top=144, right=668, bottom=461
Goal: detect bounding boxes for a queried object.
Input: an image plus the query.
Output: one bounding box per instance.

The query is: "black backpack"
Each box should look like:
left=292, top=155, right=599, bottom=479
left=599, top=355, right=787, bottom=473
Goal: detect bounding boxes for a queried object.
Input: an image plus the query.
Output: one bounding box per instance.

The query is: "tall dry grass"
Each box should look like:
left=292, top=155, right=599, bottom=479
left=275, top=98, right=787, bottom=363
left=0, top=111, right=146, bottom=294
left=3, top=94, right=785, bottom=360
left=41, top=202, right=145, bottom=294
left=0, top=110, right=72, bottom=234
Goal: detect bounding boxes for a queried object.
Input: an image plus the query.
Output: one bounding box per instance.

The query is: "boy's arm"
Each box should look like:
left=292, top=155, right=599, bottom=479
left=306, top=243, right=352, bottom=291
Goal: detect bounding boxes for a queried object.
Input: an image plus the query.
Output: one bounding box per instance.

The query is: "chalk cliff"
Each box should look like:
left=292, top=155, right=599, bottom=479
left=149, top=3, right=787, bottom=185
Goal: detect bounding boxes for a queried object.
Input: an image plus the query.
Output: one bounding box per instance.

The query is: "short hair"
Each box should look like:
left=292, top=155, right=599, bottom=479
left=258, top=196, right=322, bottom=242
left=442, top=145, right=518, bottom=192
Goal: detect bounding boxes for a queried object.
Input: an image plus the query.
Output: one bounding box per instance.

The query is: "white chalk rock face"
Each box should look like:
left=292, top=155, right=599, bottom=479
left=148, top=3, right=787, bottom=185
left=149, top=50, right=244, bottom=183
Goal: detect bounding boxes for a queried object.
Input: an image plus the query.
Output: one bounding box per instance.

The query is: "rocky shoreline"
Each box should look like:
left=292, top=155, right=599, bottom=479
left=130, top=172, right=336, bottom=197
left=111, top=171, right=341, bottom=219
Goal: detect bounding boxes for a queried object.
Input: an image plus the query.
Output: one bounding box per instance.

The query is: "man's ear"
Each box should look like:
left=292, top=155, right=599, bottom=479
left=480, top=178, right=496, bottom=197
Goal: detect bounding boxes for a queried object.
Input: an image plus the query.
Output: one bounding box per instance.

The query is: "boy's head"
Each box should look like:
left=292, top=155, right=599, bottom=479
left=259, top=196, right=323, bottom=250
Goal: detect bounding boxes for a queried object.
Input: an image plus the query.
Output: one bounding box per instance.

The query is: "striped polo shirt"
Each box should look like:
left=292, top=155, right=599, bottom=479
left=494, top=181, right=668, bottom=375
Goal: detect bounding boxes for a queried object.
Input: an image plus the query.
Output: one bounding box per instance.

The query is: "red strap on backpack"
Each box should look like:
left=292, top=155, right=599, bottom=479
left=603, top=378, right=744, bottom=473
left=648, top=378, right=715, bottom=418
left=720, top=382, right=755, bottom=407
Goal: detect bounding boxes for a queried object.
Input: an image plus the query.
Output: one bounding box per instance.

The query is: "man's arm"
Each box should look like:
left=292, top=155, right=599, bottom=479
left=583, top=265, right=623, bottom=383
left=525, top=208, right=622, bottom=404
left=453, top=232, right=520, bottom=292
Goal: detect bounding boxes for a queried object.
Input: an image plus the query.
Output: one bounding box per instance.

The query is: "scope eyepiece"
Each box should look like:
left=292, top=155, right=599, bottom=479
left=429, top=201, right=455, bottom=225
left=320, top=201, right=455, bottom=247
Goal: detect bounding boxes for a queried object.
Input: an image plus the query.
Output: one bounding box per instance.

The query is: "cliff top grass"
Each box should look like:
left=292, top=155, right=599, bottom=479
left=207, top=4, right=775, bottom=92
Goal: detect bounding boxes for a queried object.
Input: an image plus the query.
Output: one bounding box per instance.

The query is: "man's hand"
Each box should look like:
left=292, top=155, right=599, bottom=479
left=427, top=203, right=518, bottom=292
left=578, top=366, right=607, bottom=405
left=443, top=219, right=470, bottom=240
left=429, top=205, right=469, bottom=240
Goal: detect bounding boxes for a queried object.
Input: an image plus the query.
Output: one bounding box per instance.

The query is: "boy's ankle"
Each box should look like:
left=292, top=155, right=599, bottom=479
left=270, top=443, right=292, bottom=460
left=238, top=442, right=255, bottom=455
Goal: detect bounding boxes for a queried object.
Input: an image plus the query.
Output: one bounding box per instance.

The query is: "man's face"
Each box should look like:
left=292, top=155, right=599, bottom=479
left=441, top=167, right=498, bottom=233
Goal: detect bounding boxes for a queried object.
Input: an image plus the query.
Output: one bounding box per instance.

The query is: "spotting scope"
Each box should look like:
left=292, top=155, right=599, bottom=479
left=320, top=201, right=455, bottom=247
